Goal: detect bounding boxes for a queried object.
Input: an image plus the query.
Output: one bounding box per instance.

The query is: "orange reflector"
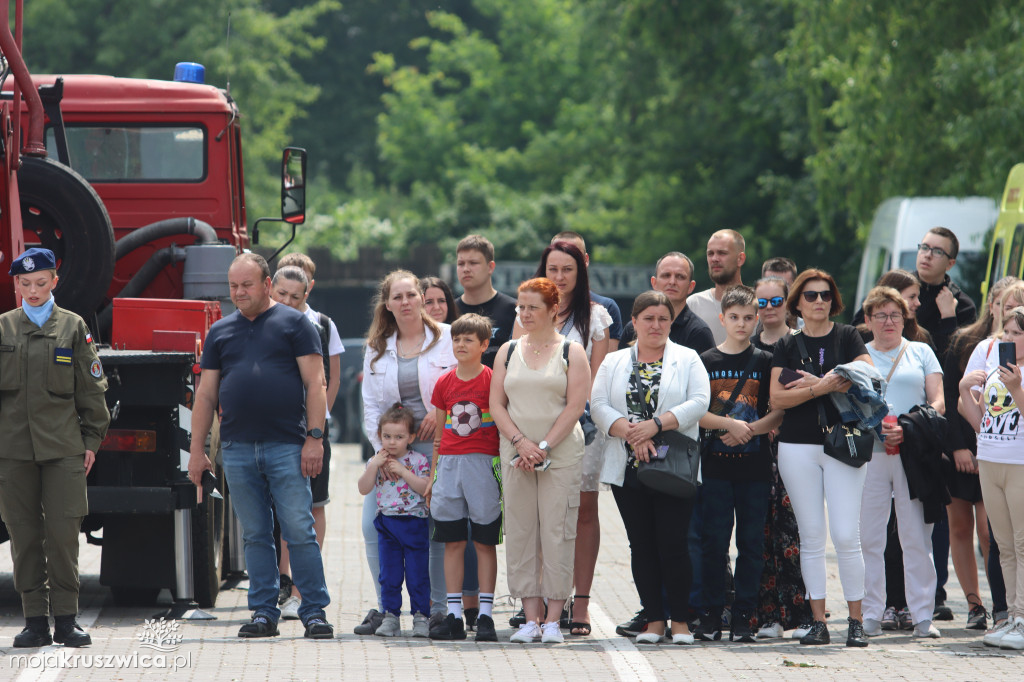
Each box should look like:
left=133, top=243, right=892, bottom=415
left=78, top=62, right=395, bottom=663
left=100, top=429, right=158, bottom=452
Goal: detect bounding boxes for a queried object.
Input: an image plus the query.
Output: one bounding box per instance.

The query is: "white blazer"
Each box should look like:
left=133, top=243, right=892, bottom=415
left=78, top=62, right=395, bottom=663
left=361, top=323, right=456, bottom=452
left=591, top=340, right=711, bottom=487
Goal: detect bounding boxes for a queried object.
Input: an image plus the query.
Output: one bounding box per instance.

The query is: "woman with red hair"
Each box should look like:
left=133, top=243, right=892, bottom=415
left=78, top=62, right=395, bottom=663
left=491, top=278, right=589, bottom=644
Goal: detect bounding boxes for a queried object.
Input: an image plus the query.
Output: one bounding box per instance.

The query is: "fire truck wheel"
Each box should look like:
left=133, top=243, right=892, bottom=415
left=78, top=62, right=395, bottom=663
left=18, top=156, right=115, bottom=319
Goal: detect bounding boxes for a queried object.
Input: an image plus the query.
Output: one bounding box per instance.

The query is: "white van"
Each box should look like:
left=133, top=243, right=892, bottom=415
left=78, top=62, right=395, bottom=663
left=855, top=196, right=998, bottom=307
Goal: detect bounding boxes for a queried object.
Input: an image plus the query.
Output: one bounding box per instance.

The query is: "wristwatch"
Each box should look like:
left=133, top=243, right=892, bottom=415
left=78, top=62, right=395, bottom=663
left=306, top=427, right=324, bottom=439
left=538, top=440, right=551, bottom=452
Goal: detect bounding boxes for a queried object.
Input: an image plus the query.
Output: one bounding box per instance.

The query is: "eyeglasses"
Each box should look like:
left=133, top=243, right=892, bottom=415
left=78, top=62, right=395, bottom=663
left=801, top=289, right=833, bottom=303
left=871, top=312, right=904, bottom=324
left=757, top=296, right=785, bottom=309
left=918, top=243, right=952, bottom=259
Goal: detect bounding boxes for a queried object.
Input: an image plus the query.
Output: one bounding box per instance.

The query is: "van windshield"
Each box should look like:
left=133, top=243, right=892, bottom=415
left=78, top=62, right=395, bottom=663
left=45, top=125, right=206, bottom=182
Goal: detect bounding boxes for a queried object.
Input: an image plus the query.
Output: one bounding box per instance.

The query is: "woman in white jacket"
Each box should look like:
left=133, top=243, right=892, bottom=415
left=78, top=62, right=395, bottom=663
left=592, top=291, right=710, bottom=645
left=356, top=270, right=455, bottom=635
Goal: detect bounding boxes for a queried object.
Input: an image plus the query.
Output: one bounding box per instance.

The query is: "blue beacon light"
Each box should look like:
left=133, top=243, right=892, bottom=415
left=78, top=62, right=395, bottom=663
left=173, top=62, right=206, bottom=84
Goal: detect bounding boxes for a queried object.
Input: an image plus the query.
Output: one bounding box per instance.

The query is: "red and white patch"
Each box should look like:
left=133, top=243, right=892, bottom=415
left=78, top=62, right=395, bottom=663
left=85, top=333, right=93, bottom=344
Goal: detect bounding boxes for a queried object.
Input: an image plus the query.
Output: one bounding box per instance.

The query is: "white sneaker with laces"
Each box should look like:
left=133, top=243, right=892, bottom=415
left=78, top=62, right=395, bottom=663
left=510, top=621, right=541, bottom=643
left=791, top=623, right=812, bottom=639
left=983, top=619, right=1014, bottom=647
left=756, top=622, right=784, bottom=639
left=998, top=617, right=1024, bottom=650
left=540, top=621, right=564, bottom=644
left=280, top=595, right=301, bottom=620
left=912, top=621, right=941, bottom=638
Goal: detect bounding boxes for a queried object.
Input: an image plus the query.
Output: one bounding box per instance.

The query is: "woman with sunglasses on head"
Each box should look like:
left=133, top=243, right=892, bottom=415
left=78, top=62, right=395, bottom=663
left=769, top=269, right=874, bottom=647
left=859, top=286, right=945, bottom=640
left=749, top=276, right=811, bottom=639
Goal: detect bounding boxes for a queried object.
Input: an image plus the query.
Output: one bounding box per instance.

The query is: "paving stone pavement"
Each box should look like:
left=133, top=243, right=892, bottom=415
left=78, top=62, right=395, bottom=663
left=0, top=444, right=1019, bottom=680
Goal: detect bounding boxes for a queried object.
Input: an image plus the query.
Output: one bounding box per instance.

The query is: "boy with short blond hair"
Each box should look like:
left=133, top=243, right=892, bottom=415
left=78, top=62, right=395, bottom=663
left=427, top=313, right=502, bottom=642
left=695, top=285, right=783, bottom=643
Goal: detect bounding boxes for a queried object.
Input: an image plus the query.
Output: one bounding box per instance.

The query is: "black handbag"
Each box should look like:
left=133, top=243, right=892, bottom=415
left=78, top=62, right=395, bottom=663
left=794, top=331, right=873, bottom=468
left=630, top=348, right=701, bottom=498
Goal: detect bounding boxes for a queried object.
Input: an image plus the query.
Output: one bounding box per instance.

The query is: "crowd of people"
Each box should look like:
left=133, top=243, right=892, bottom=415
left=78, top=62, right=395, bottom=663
left=10, top=222, right=1020, bottom=651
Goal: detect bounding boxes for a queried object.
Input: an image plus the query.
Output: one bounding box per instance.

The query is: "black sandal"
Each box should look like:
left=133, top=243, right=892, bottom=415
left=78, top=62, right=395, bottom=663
left=569, top=595, right=592, bottom=636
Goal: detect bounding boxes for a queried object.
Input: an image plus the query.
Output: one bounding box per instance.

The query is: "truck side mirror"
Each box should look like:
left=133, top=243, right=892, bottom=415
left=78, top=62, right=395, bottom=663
left=281, top=147, right=306, bottom=225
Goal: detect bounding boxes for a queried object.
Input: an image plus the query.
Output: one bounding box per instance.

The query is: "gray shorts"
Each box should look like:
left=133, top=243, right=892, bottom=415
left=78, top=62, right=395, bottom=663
left=430, top=454, right=502, bottom=543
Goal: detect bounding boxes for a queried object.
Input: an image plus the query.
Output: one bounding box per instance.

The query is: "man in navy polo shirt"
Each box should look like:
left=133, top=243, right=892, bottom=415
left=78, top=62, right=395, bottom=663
left=188, top=253, right=333, bottom=639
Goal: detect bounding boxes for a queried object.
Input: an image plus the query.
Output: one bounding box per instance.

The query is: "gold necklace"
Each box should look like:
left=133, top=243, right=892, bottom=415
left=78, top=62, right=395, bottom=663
left=525, top=337, right=558, bottom=355
left=398, top=335, right=424, bottom=358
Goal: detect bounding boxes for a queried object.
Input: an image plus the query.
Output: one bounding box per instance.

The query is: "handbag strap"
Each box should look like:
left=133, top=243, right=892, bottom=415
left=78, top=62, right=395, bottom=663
left=630, top=346, right=657, bottom=421
left=794, top=331, right=829, bottom=429
left=884, top=342, right=909, bottom=383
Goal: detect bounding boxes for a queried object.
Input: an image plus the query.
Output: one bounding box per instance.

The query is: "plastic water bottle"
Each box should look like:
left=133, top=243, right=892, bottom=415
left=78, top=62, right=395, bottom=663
left=883, top=403, right=899, bottom=455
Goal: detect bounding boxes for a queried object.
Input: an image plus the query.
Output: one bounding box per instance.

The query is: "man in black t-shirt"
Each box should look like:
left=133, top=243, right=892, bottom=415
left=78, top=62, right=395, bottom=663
left=454, top=235, right=517, bottom=369
left=188, top=253, right=333, bottom=640
left=622, top=252, right=715, bottom=354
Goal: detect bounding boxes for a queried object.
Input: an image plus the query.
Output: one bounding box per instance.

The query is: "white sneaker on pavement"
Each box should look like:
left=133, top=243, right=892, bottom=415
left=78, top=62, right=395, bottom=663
left=998, top=617, right=1024, bottom=650
left=280, top=596, right=301, bottom=620
left=791, top=623, right=812, bottom=639
left=540, top=621, right=564, bottom=644
left=756, top=622, right=784, bottom=639
left=984, top=619, right=1015, bottom=647
left=510, top=621, right=541, bottom=643
left=912, top=621, right=941, bottom=638
left=862, top=618, right=882, bottom=637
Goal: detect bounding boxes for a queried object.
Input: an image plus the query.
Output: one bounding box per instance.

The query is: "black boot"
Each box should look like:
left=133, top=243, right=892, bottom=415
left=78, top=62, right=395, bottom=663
left=14, top=615, right=52, bottom=648
left=53, top=614, right=92, bottom=647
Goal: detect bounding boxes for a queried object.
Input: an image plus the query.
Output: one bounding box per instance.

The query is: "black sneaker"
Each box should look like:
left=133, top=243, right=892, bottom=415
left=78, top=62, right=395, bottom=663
left=475, top=614, right=498, bottom=642
left=615, top=610, right=648, bottom=637
left=238, top=614, right=279, bottom=638
left=509, top=607, right=527, bottom=628
left=967, top=603, right=988, bottom=630
left=934, top=596, right=954, bottom=621
left=799, top=620, right=830, bottom=645
left=353, top=608, right=384, bottom=635
left=429, top=613, right=467, bottom=640
left=731, top=613, right=755, bottom=643
left=694, top=614, right=722, bottom=642
left=53, top=616, right=91, bottom=648
left=464, top=607, right=479, bottom=631
left=303, top=617, right=334, bottom=639
left=846, top=618, right=868, bottom=647
left=278, top=574, right=293, bottom=606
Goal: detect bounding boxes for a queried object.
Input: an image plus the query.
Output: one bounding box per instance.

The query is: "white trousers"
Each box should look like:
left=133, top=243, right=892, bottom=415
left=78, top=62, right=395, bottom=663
left=778, top=442, right=867, bottom=601
left=860, top=447, right=936, bottom=625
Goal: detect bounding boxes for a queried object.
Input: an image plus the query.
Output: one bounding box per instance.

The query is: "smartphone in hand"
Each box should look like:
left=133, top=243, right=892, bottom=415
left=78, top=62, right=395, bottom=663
left=999, top=342, right=1016, bottom=369
left=778, top=367, right=803, bottom=385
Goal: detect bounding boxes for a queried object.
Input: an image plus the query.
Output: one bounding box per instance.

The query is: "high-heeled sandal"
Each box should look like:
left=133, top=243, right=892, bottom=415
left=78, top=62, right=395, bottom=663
left=569, top=595, right=592, bottom=636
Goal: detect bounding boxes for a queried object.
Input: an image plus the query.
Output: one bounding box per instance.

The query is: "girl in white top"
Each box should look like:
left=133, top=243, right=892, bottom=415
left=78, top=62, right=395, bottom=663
left=959, top=306, right=1024, bottom=649
left=859, top=287, right=944, bottom=638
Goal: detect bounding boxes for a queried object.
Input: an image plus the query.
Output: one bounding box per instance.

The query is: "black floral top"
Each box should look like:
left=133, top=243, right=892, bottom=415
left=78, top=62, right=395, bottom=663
left=625, top=360, right=663, bottom=467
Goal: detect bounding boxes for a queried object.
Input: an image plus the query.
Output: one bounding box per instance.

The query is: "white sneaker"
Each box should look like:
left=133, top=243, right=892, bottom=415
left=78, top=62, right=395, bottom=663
left=983, top=618, right=1014, bottom=647
left=756, top=622, right=784, bottom=639
left=912, top=621, right=941, bottom=639
left=280, top=595, right=301, bottom=620
left=791, top=623, right=813, bottom=639
left=540, top=621, right=564, bottom=644
left=862, top=618, right=882, bottom=637
left=635, top=631, right=664, bottom=644
left=510, top=621, right=541, bottom=643
left=998, top=617, right=1024, bottom=650
left=671, top=632, right=695, bottom=645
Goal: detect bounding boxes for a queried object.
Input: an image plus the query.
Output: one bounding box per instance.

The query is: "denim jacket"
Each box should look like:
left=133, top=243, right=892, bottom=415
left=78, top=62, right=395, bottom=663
left=830, top=360, right=888, bottom=438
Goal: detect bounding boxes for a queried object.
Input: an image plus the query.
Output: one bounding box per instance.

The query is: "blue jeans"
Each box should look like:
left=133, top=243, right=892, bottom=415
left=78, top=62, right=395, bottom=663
left=700, top=477, right=771, bottom=616
left=222, top=440, right=330, bottom=622
left=375, top=514, right=430, bottom=616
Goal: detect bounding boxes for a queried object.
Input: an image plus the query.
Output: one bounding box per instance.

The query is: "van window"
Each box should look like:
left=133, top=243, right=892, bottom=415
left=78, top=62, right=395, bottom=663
left=45, top=125, right=206, bottom=182
left=866, top=247, right=890, bottom=288
left=1009, top=225, right=1024, bottom=280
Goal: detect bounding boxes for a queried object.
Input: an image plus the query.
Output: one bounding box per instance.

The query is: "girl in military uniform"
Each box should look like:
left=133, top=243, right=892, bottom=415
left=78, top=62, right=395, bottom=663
left=0, top=247, right=110, bottom=647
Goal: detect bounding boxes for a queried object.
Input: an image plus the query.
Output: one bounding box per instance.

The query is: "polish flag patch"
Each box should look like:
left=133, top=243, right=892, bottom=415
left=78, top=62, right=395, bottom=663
left=85, top=333, right=93, bottom=344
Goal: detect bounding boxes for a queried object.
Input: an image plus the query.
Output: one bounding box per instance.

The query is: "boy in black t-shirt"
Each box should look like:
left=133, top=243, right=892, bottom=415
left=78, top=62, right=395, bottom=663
left=695, top=285, right=783, bottom=643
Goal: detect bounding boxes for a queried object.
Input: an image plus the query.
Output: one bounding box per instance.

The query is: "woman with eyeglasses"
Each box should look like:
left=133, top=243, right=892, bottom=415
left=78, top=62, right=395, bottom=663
left=859, top=286, right=944, bottom=639
left=769, top=269, right=873, bottom=647
left=959, top=305, right=1024, bottom=649
left=749, top=277, right=811, bottom=639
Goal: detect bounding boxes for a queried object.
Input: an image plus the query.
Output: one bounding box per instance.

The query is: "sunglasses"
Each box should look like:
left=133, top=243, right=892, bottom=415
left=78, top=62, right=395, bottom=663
left=757, top=296, right=785, bottom=309
left=801, top=289, right=833, bottom=303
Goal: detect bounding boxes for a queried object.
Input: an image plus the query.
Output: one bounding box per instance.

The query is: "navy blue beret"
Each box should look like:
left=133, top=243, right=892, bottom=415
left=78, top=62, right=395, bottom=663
left=9, top=247, right=57, bottom=276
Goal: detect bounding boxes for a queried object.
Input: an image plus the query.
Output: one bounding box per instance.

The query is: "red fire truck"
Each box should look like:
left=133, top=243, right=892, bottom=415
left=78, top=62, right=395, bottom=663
left=0, top=3, right=306, bottom=611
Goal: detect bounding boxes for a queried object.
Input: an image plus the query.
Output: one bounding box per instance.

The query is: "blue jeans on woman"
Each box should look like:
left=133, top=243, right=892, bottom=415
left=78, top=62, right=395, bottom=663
left=222, top=440, right=330, bottom=623
left=699, top=478, right=772, bottom=621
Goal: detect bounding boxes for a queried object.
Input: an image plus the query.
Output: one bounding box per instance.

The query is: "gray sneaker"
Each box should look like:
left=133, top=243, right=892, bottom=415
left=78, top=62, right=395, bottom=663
left=375, top=612, right=400, bottom=637
left=412, top=613, right=429, bottom=638
left=354, top=608, right=384, bottom=635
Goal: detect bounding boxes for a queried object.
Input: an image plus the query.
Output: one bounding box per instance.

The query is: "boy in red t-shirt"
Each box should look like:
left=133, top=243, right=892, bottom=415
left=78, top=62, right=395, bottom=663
left=426, top=314, right=502, bottom=642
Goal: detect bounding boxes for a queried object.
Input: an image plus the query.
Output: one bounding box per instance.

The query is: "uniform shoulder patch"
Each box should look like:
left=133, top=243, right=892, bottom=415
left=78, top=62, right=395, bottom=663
left=90, top=359, right=103, bottom=378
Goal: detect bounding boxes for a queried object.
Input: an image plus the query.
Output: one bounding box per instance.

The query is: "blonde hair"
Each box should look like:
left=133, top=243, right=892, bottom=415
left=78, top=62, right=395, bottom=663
left=365, top=270, right=442, bottom=369
left=994, top=282, right=1024, bottom=335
